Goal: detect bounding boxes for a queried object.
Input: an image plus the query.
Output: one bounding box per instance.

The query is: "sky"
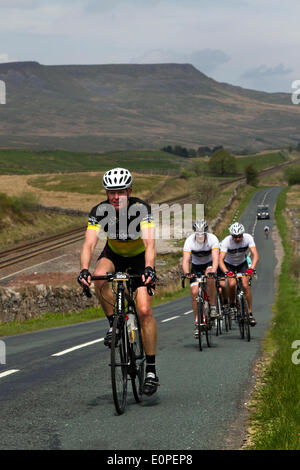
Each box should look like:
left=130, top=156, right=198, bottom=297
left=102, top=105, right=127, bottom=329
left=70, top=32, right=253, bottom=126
left=0, top=0, right=300, bottom=93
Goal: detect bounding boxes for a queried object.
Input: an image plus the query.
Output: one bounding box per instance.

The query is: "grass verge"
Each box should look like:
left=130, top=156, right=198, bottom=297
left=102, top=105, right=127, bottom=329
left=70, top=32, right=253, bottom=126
left=244, top=188, right=300, bottom=450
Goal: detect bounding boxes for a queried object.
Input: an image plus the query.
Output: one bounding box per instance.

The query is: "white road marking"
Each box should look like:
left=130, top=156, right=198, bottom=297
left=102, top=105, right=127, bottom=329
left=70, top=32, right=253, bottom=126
left=0, top=254, right=67, bottom=281
left=52, top=338, right=104, bottom=356
left=0, top=369, right=20, bottom=378
left=183, top=310, right=193, bottom=315
left=161, top=316, right=180, bottom=323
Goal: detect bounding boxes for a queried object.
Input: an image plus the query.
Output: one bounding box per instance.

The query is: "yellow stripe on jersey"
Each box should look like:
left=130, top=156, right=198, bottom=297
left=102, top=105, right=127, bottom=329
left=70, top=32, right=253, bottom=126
left=108, top=238, right=145, bottom=257
left=140, top=220, right=155, bottom=230
left=87, top=222, right=100, bottom=232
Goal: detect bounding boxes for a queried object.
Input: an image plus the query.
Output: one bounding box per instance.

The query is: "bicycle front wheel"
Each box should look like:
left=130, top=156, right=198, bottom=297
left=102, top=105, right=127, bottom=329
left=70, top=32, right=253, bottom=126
left=111, top=315, right=128, bottom=415
left=130, top=315, right=145, bottom=403
left=205, top=303, right=213, bottom=348
left=215, top=294, right=222, bottom=336
left=197, top=301, right=203, bottom=351
left=242, top=297, right=251, bottom=342
left=236, top=298, right=245, bottom=339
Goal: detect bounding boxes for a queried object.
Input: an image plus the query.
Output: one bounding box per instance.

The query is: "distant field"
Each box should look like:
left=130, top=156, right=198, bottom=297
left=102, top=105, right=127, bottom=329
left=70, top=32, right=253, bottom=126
left=0, top=149, right=183, bottom=175
left=28, top=172, right=167, bottom=198
left=235, top=151, right=285, bottom=172
left=183, top=151, right=285, bottom=176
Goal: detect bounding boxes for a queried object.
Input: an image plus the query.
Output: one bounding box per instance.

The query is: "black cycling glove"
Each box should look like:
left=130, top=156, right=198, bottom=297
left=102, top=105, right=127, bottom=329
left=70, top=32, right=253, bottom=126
left=144, top=266, right=157, bottom=284
left=77, top=269, right=91, bottom=286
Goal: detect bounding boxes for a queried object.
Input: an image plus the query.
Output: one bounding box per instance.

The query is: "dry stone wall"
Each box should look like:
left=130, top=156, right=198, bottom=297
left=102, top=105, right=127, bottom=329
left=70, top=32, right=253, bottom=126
left=0, top=285, right=98, bottom=323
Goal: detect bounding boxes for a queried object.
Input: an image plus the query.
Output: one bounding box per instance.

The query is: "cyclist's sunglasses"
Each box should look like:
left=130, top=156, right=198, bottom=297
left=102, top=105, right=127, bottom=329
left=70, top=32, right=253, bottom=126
left=232, top=234, right=243, bottom=239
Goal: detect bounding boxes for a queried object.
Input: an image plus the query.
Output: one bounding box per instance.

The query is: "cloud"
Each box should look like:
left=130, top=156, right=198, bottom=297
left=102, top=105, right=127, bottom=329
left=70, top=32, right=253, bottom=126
left=242, top=63, right=293, bottom=79
left=239, top=63, right=294, bottom=92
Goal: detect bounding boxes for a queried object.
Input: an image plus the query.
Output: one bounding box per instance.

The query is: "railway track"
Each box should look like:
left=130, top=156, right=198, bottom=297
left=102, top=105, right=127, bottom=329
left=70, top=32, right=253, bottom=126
left=0, top=226, right=86, bottom=270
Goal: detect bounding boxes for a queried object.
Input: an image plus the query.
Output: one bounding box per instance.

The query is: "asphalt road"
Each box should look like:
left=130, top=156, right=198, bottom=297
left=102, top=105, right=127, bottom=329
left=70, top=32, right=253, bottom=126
left=0, top=186, right=282, bottom=450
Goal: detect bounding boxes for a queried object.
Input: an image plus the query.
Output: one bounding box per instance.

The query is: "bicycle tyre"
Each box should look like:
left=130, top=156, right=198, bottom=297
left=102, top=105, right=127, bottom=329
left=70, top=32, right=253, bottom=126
left=236, top=298, right=245, bottom=339
left=215, top=294, right=222, bottom=336
left=130, top=313, right=145, bottom=403
left=223, top=304, right=229, bottom=332
left=111, top=315, right=128, bottom=415
left=205, top=302, right=212, bottom=347
left=242, top=297, right=251, bottom=342
left=197, top=300, right=203, bottom=351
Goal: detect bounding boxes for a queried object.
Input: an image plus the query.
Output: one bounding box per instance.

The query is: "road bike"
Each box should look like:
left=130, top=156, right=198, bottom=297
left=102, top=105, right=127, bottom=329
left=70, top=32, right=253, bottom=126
left=226, top=272, right=253, bottom=342
left=182, top=273, right=215, bottom=351
left=83, top=272, right=153, bottom=415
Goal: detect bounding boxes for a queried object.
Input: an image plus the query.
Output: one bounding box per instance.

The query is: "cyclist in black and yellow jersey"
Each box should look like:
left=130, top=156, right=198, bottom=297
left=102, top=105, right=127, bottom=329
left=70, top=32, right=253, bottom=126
left=77, top=168, right=159, bottom=396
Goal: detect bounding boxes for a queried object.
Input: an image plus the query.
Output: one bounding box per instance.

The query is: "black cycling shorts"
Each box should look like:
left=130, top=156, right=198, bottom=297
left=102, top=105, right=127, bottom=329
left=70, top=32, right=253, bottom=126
left=98, top=242, right=146, bottom=291
left=224, top=260, right=248, bottom=274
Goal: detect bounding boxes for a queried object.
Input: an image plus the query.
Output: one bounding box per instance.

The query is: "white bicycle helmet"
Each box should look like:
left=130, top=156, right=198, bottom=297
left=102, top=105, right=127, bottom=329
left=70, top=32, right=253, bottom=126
left=229, top=222, right=245, bottom=236
left=192, top=219, right=208, bottom=233
left=102, top=168, right=132, bottom=190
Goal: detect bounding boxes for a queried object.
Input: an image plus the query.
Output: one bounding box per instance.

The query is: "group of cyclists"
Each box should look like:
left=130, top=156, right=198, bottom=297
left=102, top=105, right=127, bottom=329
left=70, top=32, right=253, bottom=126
left=183, top=218, right=259, bottom=339
left=77, top=167, right=259, bottom=398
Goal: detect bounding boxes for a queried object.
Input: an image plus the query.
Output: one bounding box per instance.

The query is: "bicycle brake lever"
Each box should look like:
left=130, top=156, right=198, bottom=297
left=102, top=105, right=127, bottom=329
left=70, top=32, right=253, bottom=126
left=82, top=285, right=92, bottom=298
left=147, top=286, right=155, bottom=296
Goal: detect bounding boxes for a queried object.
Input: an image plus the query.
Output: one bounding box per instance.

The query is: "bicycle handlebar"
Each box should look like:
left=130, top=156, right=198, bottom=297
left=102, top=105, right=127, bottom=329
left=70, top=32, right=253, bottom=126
left=225, top=269, right=257, bottom=279
left=81, top=272, right=155, bottom=298
left=181, top=272, right=216, bottom=288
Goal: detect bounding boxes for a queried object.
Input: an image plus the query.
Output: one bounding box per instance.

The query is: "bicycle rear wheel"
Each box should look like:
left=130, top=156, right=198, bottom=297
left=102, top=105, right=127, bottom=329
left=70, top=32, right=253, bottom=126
left=130, top=314, right=145, bottom=402
left=111, top=315, right=128, bottom=415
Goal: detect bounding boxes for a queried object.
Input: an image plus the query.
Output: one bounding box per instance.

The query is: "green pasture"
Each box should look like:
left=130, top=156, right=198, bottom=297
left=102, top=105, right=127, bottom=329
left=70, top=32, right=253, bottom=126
left=0, top=149, right=183, bottom=175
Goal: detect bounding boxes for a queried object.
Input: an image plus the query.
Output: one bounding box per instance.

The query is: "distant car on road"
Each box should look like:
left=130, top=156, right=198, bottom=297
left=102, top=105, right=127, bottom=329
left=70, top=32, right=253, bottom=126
left=257, top=204, right=270, bottom=220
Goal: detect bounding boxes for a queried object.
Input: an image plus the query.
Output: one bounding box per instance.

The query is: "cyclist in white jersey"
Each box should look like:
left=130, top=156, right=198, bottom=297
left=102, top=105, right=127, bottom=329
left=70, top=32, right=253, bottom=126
left=264, top=225, right=270, bottom=239
left=182, top=219, right=220, bottom=338
left=219, top=222, right=259, bottom=326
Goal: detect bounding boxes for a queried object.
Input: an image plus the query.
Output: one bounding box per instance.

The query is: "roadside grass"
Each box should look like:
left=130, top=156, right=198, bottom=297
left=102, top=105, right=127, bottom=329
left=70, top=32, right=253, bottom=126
left=0, top=191, right=87, bottom=249
left=244, top=188, right=300, bottom=450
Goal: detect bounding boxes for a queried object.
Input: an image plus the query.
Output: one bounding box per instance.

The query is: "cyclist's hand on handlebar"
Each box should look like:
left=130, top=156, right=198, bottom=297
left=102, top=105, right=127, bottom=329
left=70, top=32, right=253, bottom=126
left=226, top=271, right=235, bottom=277
left=184, top=272, right=195, bottom=279
left=77, top=269, right=91, bottom=287
left=246, top=268, right=254, bottom=276
left=143, top=266, right=157, bottom=286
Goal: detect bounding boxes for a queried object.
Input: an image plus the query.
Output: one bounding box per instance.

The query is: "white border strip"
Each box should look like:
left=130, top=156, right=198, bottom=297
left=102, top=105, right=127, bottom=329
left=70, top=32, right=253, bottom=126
left=0, top=369, right=20, bottom=378
left=161, top=316, right=180, bottom=323
left=52, top=338, right=104, bottom=357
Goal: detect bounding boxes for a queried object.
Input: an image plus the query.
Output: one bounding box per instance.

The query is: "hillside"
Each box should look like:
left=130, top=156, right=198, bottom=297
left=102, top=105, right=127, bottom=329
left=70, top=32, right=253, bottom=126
left=0, top=61, right=299, bottom=152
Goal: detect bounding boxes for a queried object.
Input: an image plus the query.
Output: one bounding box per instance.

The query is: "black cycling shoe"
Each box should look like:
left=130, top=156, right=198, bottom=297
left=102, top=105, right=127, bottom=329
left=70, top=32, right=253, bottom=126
left=249, top=314, right=257, bottom=327
left=143, top=372, right=160, bottom=396
left=104, top=327, right=113, bottom=347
